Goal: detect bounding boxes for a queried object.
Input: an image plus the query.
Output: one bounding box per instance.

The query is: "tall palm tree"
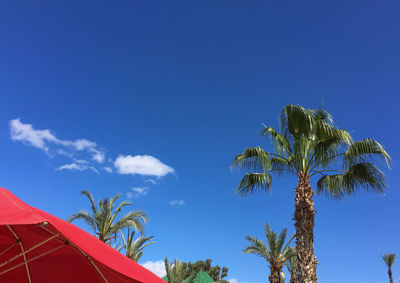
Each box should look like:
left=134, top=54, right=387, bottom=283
left=68, top=190, right=147, bottom=244
left=243, top=223, right=294, bottom=283
left=284, top=247, right=297, bottom=283
left=164, top=257, right=189, bottom=283
left=382, top=254, right=396, bottom=283
left=119, top=228, right=155, bottom=262
left=232, top=105, right=390, bottom=283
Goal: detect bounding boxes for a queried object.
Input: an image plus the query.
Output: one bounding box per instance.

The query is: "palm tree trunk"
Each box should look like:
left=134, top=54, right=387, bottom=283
left=294, top=174, right=317, bottom=283
left=388, top=268, right=393, bottom=283
left=268, top=267, right=281, bottom=283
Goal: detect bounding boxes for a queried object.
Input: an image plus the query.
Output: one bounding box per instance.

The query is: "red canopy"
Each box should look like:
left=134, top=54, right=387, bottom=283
left=0, top=187, right=164, bottom=283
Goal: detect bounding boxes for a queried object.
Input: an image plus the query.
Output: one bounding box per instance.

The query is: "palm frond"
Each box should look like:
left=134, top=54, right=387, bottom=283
left=344, top=138, right=390, bottom=169
left=264, top=224, right=278, bottom=258
left=316, top=162, right=386, bottom=199
left=312, top=128, right=352, bottom=169
left=109, top=200, right=132, bottom=227
left=80, top=190, right=99, bottom=217
left=231, top=147, right=271, bottom=172
left=236, top=173, right=272, bottom=196
left=260, top=125, right=292, bottom=155
left=280, top=105, right=313, bottom=138
left=284, top=247, right=297, bottom=273
left=271, top=157, right=299, bottom=177
left=67, top=210, right=96, bottom=232
left=276, top=228, right=288, bottom=254
left=112, top=210, right=147, bottom=234
left=243, top=236, right=269, bottom=261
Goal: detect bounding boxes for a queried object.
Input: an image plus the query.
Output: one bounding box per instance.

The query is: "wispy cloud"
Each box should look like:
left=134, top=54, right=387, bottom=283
left=169, top=200, right=185, bottom=206
left=9, top=119, right=175, bottom=179
left=10, top=119, right=105, bottom=168
left=114, top=155, right=174, bottom=177
left=57, top=163, right=87, bottom=171
left=57, top=163, right=99, bottom=173
left=145, top=178, right=158, bottom=185
left=141, top=260, right=166, bottom=277
left=103, top=167, right=112, bottom=173
left=10, top=118, right=60, bottom=152
left=126, top=187, right=149, bottom=198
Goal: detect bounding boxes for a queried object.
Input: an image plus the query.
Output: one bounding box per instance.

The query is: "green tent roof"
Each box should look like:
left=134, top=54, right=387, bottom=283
left=162, top=275, right=168, bottom=282
left=182, top=271, right=213, bottom=283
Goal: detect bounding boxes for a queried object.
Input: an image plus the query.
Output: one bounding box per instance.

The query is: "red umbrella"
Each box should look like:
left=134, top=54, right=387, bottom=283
left=0, top=187, right=165, bottom=282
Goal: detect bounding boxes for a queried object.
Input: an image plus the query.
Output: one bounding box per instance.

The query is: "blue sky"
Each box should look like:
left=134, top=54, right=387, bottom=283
left=1, top=1, right=399, bottom=282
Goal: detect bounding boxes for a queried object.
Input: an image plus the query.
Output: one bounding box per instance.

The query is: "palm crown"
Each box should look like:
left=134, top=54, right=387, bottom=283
left=382, top=254, right=396, bottom=269
left=68, top=190, right=147, bottom=244
left=232, top=104, right=390, bottom=199
left=164, top=257, right=189, bottom=283
left=243, top=223, right=294, bottom=282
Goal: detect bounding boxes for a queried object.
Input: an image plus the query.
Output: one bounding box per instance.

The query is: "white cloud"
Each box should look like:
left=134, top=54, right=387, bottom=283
left=10, top=118, right=105, bottom=170
left=71, top=139, right=97, bottom=151
left=57, top=163, right=87, bottom=171
left=126, top=187, right=149, bottom=198
left=169, top=200, right=185, bottom=206
left=103, top=167, right=112, bottom=173
left=92, top=151, right=105, bottom=163
left=114, top=155, right=174, bottom=177
left=10, top=119, right=59, bottom=151
left=141, top=260, right=166, bottom=277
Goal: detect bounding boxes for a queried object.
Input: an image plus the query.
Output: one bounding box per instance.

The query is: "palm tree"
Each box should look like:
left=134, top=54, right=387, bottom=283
left=68, top=190, right=147, bottom=244
left=382, top=254, right=396, bottom=283
left=164, top=257, right=189, bottom=283
left=119, top=228, right=155, bottom=262
left=284, top=247, right=297, bottom=283
left=232, top=105, right=390, bottom=283
left=243, top=223, right=294, bottom=283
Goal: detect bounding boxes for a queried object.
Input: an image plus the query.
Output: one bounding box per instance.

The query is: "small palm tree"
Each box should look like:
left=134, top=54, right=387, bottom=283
left=68, top=190, right=147, bottom=244
left=232, top=105, right=390, bottom=282
left=164, top=257, right=189, bottom=283
left=382, top=254, right=396, bottom=283
left=243, top=223, right=294, bottom=283
left=120, top=228, right=155, bottom=262
left=284, top=247, right=297, bottom=283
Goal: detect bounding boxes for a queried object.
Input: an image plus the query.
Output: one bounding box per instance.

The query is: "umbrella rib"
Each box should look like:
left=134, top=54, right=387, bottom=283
left=0, top=233, right=59, bottom=269
left=40, top=225, right=109, bottom=283
left=0, top=243, right=67, bottom=277
left=0, top=241, right=18, bottom=257
left=6, top=225, right=32, bottom=283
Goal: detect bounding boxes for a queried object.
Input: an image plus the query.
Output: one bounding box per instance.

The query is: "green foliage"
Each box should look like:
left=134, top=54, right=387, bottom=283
left=186, top=259, right=229, bottom=282
left=120, top=228, right=155, bottom=262
left=232, top=104, right=391, bottom=199
left=67, top=190, right=147, bottom=244
left=243, top=223, right=294, bottom=279
left=163, top=258, right=229, bottom=283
